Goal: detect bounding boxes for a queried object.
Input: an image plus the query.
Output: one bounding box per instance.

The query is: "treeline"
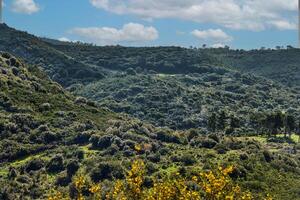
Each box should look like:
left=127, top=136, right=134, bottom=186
left=208, top=110, right=300, bottom=140
left=252, top=111, right=300, bottom=138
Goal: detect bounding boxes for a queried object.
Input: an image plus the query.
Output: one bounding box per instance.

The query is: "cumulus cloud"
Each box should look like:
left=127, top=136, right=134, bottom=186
left=90, top=0, right=297, bottom=31
left=69, top=23, right=158, bottom=45
left=11, top=0, right=40, bottom=14
left=191, top=29, right=233, bottom=42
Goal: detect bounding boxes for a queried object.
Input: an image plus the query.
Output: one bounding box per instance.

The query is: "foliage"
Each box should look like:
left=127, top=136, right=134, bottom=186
left=49, top=160, right=262, bottom=200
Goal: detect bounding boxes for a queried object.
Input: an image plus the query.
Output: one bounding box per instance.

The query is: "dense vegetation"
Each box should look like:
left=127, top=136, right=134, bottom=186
left=73, top=71, right=299, bottom=132
left=47, top=42, right=300, bottom=88
left=1, top=24, right=300, bottom=89
left=0, top=24, right=300, bottom=200
left=49, top=160, right=257, bottom=200
left=0, top=53, right=299, bottom=200
left=0, top=24, right=105, bottom=86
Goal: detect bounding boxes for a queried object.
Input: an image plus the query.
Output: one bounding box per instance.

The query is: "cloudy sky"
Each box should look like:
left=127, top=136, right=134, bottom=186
left=2, top=0, right=299, bottom=49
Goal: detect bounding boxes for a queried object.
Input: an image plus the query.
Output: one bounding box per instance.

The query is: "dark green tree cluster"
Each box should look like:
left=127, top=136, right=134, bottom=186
left=207, top=111, right=240, bottom=134
left=256, top=111, right=299, bottom=138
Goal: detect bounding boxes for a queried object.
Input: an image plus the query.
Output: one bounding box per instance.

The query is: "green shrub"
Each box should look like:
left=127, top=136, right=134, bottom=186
left=46, top=155, right=65, bottom=173
left=67, top=160, right=80, bottom=177
left=25, top=158, right=44, bottom=172
left=90, top=163, right=124, bottom=182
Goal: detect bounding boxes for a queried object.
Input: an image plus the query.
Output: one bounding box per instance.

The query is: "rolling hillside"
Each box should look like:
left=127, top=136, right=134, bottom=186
left=0, top=52, right=300, bottom=200
left=0, top=20, right=300, bottom=199
left=0, top=24, right=105, bottom=87
left=73, top=70, right=300, bottom=132
left=1, top=23, right=299, bottom=89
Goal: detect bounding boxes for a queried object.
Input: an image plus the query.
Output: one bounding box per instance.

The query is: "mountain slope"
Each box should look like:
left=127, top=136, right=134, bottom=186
left=0, top=24, right=105, bottom=87
left=1, top=24, right=299, bottom=89
left=48, top=43, right=300, bottom=88
left=207, top=48, right=300, bottom=88
left=0, top=54, right=300, bottom=200
left=73, top=68, right=300, bottom=132
left=0, top=52, right=115, bottom=162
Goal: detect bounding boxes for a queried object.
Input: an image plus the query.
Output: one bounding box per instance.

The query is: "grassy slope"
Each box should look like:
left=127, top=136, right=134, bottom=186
left=0, top=53, right=299, bottom=199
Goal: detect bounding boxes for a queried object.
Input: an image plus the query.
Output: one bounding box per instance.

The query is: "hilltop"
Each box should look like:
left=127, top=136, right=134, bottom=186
left=0, top=24, right=105, bottom=87
left=47, top=42, right=300, bottom=88
left=2, top=24, right=300, bottom=89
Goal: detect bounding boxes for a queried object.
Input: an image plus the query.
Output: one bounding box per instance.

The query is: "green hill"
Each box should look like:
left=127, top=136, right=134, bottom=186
left=0, top=24, right=105, bottom=87
left=73, top=68, right=299, bottom=132
left=48, top=43, right=300, bottom=88
left=1, top=24, right=300, bottom=199
left=1, top=24, right=300, bottom=89
left=0, top=53, right=300, bottom=200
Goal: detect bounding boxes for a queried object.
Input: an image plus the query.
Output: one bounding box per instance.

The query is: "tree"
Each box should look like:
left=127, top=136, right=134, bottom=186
left=217, top=111, right=227, bottom=131
left=230, top=115, right=240, bottom=129
left=208, top=113, right=217, bottom=132
left=286, top=115, right=296, bottom=138
left=273, top=112, right=284, bottom=136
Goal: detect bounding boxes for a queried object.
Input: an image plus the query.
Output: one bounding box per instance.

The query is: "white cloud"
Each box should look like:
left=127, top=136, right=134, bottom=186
left=90, top=0, right=297, bottom=31
left=58, top=37, right=71, bottom=42
left=268, top=20, right=297, bottom=30
left=11, top=0, right=40, bottom=14
left=69, top=23, right=158, bottom=45
left=191, top=29, right=233, bottom=42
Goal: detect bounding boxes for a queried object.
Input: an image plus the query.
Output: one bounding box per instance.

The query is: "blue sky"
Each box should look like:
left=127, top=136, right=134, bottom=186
left=2, top=0, right=299, bottom=49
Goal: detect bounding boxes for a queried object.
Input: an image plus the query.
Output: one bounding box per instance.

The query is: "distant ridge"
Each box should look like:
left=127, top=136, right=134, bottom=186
left=0, top=24, right=105, bottom=86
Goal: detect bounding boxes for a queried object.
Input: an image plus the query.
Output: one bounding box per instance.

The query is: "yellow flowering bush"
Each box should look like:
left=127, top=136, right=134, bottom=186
left=199, top=166, right=252, bottom=200
left=48, top=160, right=273, bottom=200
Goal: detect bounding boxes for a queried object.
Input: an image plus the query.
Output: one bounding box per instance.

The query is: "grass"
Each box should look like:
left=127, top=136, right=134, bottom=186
left=246, top=134, right=299, bottom=144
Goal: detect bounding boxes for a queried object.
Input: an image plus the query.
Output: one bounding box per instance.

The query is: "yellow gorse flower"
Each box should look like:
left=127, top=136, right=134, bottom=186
left=48, top=161, right=256, bottom=200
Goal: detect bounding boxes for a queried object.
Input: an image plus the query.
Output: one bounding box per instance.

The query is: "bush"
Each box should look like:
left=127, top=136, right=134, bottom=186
left=8, top=167, right=18, bottom=180
left=187, top=129, right=199, bottom=141
left=25, top=158, right=44, bottom=172
left=263, top=150, right=273, bottom=163
left=67, top=160, right=80, bottom=177
left=90, top=134, right=113, bottom=149
left=37, top=124, right=49, bottom=133
left=147, top=153, right=161, bottom=163
left=159, top=147, right=169, bottom=156
left=156, top=130, right=182, bottom=144
left=90, top=163, right=124, bottom=182
left=201, top=138, right=218, bottom=149
left=73, top=131, right=91, bottom=144
left=76, top=150, right=85, bottom=160
left=43, top=131, right=59, bottom=143
left=54, top=160, right=255, bottom=200
left=39, top=103, right=51, bottom=112
left=74, top=97, right=87, bottom=104
left=46, top=155, right=65, bottom=173
left=214, top=143, right=229, bottom=154
left=55, top=174, right=71, bottom=186
left=180, top=154, right=196, bottom=166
